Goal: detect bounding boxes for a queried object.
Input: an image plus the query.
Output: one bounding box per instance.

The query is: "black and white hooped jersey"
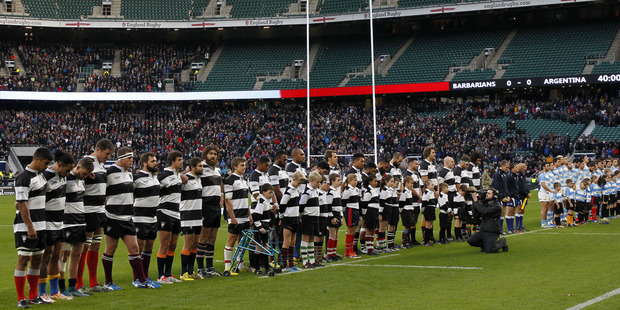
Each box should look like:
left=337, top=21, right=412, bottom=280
left=326, top=186, right=342, bottom=217
left=399, top=188, right=414, bottom=211
left=249, top=169, right=270, bottom=201
left=345, top=167, right=363, bottom=189
left=279, top=184, right=300, bottom=219
left=388, top=164, right=403, bottom=182
left=64, top=172, right=86, bottom=228
left=158, top=168, right=182, bottom=220
left=252, top=194, right=273, bottom=229
left=181, top=173, right=202, bottom=228
left=43, top=168, right=66, bottom=231
left=422, top=189, right=437, bottom=211
left=419, top=159, right=438, bottom=187
left=83, top=155, right=107, bottom=214
left=363, top=186, right=381, bottom=210
left=341, top=184, right=360, bottom=209
left=453, top=165, right=469, bottom=188
left=438, top=193, right=450, bottom=213
left=468, top=164, right=481, bottom=190
left=299, top=185, right=320, bottom=218
left=438, top=167, right=457, bottom=193
left=268, top=164, right=289, bottom=189
left=201, top=163, right=222, bottom=207
left=327, top=165, right=341, bottom=185
left=224, top=173, right=250, bottom=224
left=286, top=161, right=307, bottom=191
left=319, top=190, right=331, bottom=218
left=14, top=166, right=47, bottom=233
left=133, top=171, right=160, bottom=224
left=106, top=164, right=134, bottom=222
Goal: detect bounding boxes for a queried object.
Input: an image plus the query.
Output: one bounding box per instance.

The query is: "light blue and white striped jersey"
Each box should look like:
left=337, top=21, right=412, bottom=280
left=575, top=188, right=587, bottom=202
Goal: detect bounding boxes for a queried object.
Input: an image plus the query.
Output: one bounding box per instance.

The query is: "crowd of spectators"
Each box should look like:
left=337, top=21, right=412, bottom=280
left=0, top=99, right=619, bottom=176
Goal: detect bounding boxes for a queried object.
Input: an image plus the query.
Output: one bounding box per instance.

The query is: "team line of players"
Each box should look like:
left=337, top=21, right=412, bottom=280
left=14, top=139, right=563, bottom=307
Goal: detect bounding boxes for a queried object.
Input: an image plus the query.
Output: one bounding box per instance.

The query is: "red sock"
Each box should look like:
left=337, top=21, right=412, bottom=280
left=26, top=273, right=39, bottom=300
left=87, top=250, right=99, bottom=288
left=333, top=238, right=339, bottom=255
left=76, top=252, right=86, bottom=288
left=14, top=270, right=26, bottom=301
left=345, top=234, right=354, bottom=255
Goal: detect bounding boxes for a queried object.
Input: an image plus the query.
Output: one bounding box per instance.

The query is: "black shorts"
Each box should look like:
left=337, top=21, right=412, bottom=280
left=593, top=197, right=601, bottom=207
left=15, top=230, right=46, bottom=256
left=157, top=213, right=181, bottom=234
left=202, top=204, right=221, bottom=228
left=554, top=203, right=564, bottom=215
left=253, top=231, right=269, bottom=244
left=576, top=201, right=587, bottom=213
left=45, top=229, right=64, bottom=245
left=181, top=226, right=202, bottom=235
left=401, top=210, right=414, bottom=228
left=318, top=218, right=329, bottom=237
left=610, top=194, right=617, bottom=204
left=380, top=206, right=392, bottom=222
left=423, top=206, right=436, bottom=222
left=439, top=213, right=450, bottom=229
left=300, top=216, right=320, bottom=236
left=344, top=208, right=360, bottom=227
left=281, top=217, right=300, bottom=233
left=328, top=215, right=342, bottom=228
left=135, top=222, right=158, bottom=240
left=227, top=222, right=250, bottom=235
left=567, top=200, right=576, bottom=211
left=63, top=226, right=87, bottom=245
left=389, top=207, right=400, bottom=226
left=364, top=208, right=379, bottom=231
left=85, top=213, right=106, bottom=233
left=104, top=219, right=137, bottom=239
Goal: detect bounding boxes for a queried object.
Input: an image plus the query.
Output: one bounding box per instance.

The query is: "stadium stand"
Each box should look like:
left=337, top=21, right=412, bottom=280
left=21, top=0, right=58, bottom=19
left=592, top=61, right=620, bottom=74
left=589, top=126, right=620, bottom=142
left=197, top=39, right=305, bottom=91
left=227, top=0, right=297, bottom=18
left=502, top=21, right=620, bottom=79
left=57, top=0, right=100, bottom=19
left=316, top=0, right=367, bottom=15
left=451, top=68, right=496, bottom=82
left=121, top=0, right=192, bottom=20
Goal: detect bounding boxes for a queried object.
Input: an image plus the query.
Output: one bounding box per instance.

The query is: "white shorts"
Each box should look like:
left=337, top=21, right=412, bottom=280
left=538, top=190, right=551, bottom=202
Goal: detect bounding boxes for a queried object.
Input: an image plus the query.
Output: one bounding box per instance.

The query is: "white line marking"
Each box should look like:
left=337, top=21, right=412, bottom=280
left=260, top=254, right=400, bottom=278
left=536, top=232, right=620, bottom=236
left=341, top=264, right=483, bottom=270
left=566, top=287, right=620, bottom=310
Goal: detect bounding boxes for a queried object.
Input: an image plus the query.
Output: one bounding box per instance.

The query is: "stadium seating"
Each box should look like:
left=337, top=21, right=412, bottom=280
left=199, top=39, right=305, bottom=91
left=479, top=117, right=585, bottom=142
left=58, top=0, right=99, bottom=19
left=261, top=79, right=306, bottom=90
left=228, top=0, right=297, bottom=18
left=502, top=22, right=620, bottom=79
left=21, top=0, right=58, bottom=19
left=316, top=0, right=367, bottom=15
left=592, top=61, right=620, bottom=74
left=589, top=126, right=620, bottom=142
left=191, top=0, right=210, bottom=17
left=451, top=68, right=495, bottom=81
left=311, top=35, right=408, bottom=88
left=121, top=0, right=191, bottom=20
left=376, top=30, right=507, bottom=85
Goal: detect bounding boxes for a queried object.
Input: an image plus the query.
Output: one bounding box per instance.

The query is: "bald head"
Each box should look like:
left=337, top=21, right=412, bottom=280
left=292, top=148, right=305, bottom=164
left=443, top=157, right=455, bottom=169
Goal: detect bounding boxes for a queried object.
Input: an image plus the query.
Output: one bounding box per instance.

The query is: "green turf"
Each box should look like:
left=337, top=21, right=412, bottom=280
left=1, top=192, right=619, bottom=309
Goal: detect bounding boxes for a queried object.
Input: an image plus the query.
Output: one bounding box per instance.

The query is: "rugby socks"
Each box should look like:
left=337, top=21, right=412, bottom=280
left=554, top=216, right=561, bottom=226
left=402, top=229, right=409, bottom=246
left=294, top=233, right=302, bottom=259
left=205, top=243, right=215, bottom=269
left=315, top=241, right=323, bottom=261
left=196, top=243, right=207, bottom=270
left=15, top=269, right=26, bottom=301
left=326, top=238, right=336, bottom=258
left=164, top=250, right=175, bottom=277
left=189, top=249, right=196, bottom=275
left=547, top=210, right=554, bottom=224
left=365, top=235, right=375, bottom=253
left=181, top=250, right=190, bottom=275
left=76, top=251, right=86, bottom=288
left=506, top=216, right=514, bottom=232
left=411, top=227, right=418, bottom=244
left=439, top=228, right=446, bottom=243
left=516, top=214, right=524, bottom=229
left=141, top=251, right=152, bottom=278
left=567, top=214, right=574, bottom=225
left=377, top=232, right=386, bottom=249
left=68, top=278, right=77, bottom=290
left=224, top=246, right=233, bottom=271
left=300, top=241, right=309, bottom=265
left=27, top=268, right=40, bottom=300
left=102, top=253, right=113, bottom=285
left=345, top=234, right=354, bottom=256
left=58, top=276, right=66, bottom=293
left=157, top=252, right=166, bottom=278
left=38, top=277, right=47, bottom=297
left=387, top=232, right=395, bottom=249
left=500, top=217, right=504, bottom=232
left=353, top=230, right=360, bottom=252
left=49, top=274, right=60, bottom=296
left=308, top=242, right=315, bottom=264
left=87, top=249, right=99, bottom=288
left=129, top=254, right=147, bottom=283
left=281, top=247, right=289, bottom=267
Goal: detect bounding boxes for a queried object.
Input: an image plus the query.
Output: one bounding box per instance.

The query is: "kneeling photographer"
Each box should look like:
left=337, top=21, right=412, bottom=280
left=467, top=188, right=508, bottom=253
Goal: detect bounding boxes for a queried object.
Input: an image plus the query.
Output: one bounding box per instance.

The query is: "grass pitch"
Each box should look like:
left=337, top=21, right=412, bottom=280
left=1, top=192, right=620, bottom=309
